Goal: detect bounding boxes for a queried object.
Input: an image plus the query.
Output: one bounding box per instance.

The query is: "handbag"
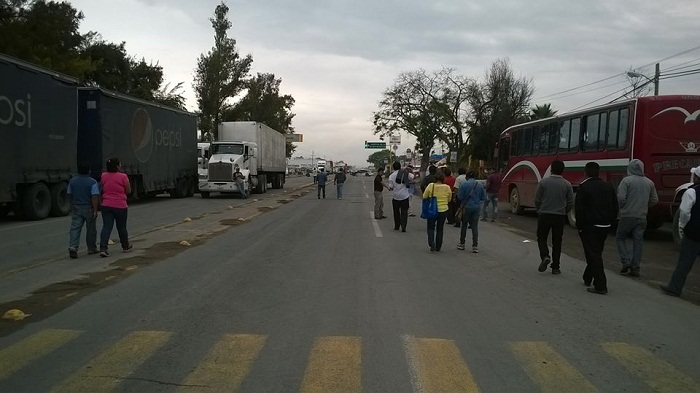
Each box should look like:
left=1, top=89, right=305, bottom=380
left=421, top=183, right=438, bottom=219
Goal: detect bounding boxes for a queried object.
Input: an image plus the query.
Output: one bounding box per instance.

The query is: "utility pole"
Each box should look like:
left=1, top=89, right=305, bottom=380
left=654, top=63, right=660, bottom=96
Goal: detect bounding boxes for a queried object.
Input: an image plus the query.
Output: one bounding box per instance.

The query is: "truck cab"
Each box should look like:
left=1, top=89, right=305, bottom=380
left=199, top=141, right=259, bottom=198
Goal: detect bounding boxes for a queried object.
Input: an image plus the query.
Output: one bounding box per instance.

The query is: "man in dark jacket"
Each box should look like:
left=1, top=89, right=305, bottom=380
left=575, top=162, right=619, bottom=295
left=420, top=165, right=437, bottom=193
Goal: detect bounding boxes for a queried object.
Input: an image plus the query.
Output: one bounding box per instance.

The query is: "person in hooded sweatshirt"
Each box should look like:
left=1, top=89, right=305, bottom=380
left=615, top=159, right=658, bottom=277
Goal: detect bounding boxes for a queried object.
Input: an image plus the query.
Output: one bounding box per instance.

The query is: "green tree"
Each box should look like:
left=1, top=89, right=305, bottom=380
left=0, top=0, right=93, bottom=77
left=223, top=72, right=297, bottom=156
left=154, top=82, right=187, bottom=111
left=194, top=1, right=253, bottom=141
left=366, top=149, right=392, bottom=169
left=529, top=103, right=557, bottom=120
left=466, top=58, right=534, bottom=167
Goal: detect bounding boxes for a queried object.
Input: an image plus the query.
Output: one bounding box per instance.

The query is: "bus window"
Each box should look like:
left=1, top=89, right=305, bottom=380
left=547, top=122, right=559, bottom=154
left=607, top=109, right=621, bottom=150
left=512, top=129, right=521, bottom=156
left=498, top=137, right=511, bottom=171
left=597, top=112, right=607, bottom=150
left=584, top=113, right=601, bottom=151
left=523, top=127, right=533, bottom=156
left=618, top=108, right=629, bottom=149
left=570, top=118, right=581, bottom=152
left=559, top=120, right=571, bottom=151
left=532, top=127, right=541, bottom=155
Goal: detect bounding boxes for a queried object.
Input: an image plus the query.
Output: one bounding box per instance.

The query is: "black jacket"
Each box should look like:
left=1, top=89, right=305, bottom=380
left=575, top=177, right=619, bottom=230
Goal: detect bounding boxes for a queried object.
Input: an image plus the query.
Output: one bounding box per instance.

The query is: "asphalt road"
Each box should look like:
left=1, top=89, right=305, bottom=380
left=0, top=175, right=699, bottom=392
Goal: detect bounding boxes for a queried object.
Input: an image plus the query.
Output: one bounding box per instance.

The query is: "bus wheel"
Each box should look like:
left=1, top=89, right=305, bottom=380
left=509, top=187, right=524, bottom=215
left=672, top=209, right=682, bottom=246
left=567, top=207, right=577, bottom=227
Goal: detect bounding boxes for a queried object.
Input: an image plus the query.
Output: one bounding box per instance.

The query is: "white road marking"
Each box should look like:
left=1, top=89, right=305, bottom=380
left=370, top=211, right=383, bottom=237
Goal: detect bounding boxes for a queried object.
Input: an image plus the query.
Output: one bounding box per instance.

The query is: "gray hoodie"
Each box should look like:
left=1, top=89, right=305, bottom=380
left=617, top=159, right=658, bottom=218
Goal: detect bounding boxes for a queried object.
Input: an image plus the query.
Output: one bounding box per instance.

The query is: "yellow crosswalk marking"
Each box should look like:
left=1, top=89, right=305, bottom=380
left=510, top=341, right=596, bottom=393
left=602, top=342, right=700, bottom=393
left=300, top=336, right=362, bottom=393
left=179, top=333, right=266, bottom=392
left=52, top=330, right=171, bottom=393
left=0, top=329, right=82, bottom=380
left=404, top=336, right=480, bottom=393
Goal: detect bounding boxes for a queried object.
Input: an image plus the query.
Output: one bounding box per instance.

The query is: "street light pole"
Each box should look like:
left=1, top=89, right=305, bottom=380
left=627, top=62, right=660, bottom=96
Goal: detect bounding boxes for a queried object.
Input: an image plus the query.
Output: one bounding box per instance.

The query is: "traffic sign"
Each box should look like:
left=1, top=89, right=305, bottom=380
left=364, top=141, right=387, bottom=149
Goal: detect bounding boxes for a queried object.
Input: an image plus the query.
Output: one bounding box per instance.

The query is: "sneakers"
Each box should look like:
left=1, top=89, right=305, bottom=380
left=69, top=249, right=78, bottom=259
left=409, top=212, right=416, bottom=217
left=538, top=256, right=551, bottom=272
left=99, top=250, right=109, bottom=258
left=457, top=243, right=465, bottom=250
left=480, top=217, right=487, bottom=221
left=587, top=287, right=608, bottom=295
left=123, top=244, right=133, bottom=253
left=620, top=264, right=631, bottom=274
left=552, top=268, right=561, bottom=275
left=472, top=246, right=478, bottom=253
left=660, top=285, right=680, bottom=297
left=88, top=249, right=99, bottom=255
left=628, top=270, right=640, bottom=277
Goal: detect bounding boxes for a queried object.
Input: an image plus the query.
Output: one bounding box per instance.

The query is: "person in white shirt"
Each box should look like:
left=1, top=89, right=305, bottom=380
left=661, top=166, right=700, bottom=297
left=388, top=161, right=414, bottom=232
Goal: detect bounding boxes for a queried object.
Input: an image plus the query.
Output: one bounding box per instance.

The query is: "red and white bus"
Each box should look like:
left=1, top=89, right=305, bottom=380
left=496, top=95, right=700, bottom=239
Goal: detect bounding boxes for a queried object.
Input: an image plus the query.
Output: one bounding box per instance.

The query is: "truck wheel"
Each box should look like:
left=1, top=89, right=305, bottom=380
left=261, top=174, right=267, bottom=193
left=201, top=191, right=211, bottom=199
left=509, top=187, right=524, bottom=215
left=186, top=178, right=195, bottom=197
left=49, top=182, right=71, bottom=216
left=169, top=178, right=188, bottom=198
left=23, top=183, right=51, bottom=220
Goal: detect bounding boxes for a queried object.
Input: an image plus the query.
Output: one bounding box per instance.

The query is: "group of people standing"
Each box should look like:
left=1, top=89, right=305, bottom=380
left=374, top=162, right=501, bottom=253
left=67, top=157, right=132, bottom=259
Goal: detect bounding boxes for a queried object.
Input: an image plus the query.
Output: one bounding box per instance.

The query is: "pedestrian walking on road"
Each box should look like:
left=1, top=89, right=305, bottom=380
left=388, top=161, right=414, bottom=232
left=420, top=165, right=437, bottom=193
left=334, top=168, right=347, bottom=199
left=481, top=167, right=502, bottom=222
left=443, top=168, right=457, bottom=224
left=67, top=162, right=100, bottom=259
left=406, top=164, right=417, bottom=217
left=313, top=167, right=318, bottom=184
left=452, top=167, right=467, bottom=228
left=373, top=168, right=388, bottom=219
left=424, top=172, right=452, bottom=252
left=661, top=166, right=700, bottom=297
left=316, top=168, right=328, bottom=199
left=457, top=170, right=485, bottom=253
left=616, top=159, right=658, bottom=277
left=575, top=162, right=619, bottom=295
left=99, top=157, right=132, bottom=257
left=535, top=160, right=574, bottom=275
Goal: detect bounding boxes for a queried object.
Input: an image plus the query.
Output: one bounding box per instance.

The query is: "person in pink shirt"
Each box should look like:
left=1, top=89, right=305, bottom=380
left=99, top=157, right=132, bottom=257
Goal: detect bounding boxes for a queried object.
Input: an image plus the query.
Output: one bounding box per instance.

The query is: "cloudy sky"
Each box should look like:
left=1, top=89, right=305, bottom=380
left=68, top=0, right=700, bottom=166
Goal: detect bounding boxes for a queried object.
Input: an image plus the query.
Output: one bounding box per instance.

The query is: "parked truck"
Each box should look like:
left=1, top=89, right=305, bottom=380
left=0, top=53, right=198, bottom=220
left=199, top=122, right=286, bottom=198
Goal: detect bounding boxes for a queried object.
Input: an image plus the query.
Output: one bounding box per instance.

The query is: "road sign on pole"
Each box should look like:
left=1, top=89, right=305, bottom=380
left=364, top=141, right=387, bottom=149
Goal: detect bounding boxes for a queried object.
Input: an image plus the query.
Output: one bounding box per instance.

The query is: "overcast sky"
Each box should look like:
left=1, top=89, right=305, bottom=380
left=68, top=0, right=700, bottom=166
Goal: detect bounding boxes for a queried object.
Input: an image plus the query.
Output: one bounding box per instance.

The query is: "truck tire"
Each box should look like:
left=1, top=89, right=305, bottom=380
left=201, top=191, right=211, bottom=199
left=254, top=175, right=264, bottom=194
left=169, top=178, right=188, bottom=198
left=509, top=187, right=524, bottom=215
left=186, top=177, right=195, bottom=197
left=49, top=182, right=71, bottom=216
left=261, top=174, right=267, bottom=193
left=23, top=183, right=51, bottom=220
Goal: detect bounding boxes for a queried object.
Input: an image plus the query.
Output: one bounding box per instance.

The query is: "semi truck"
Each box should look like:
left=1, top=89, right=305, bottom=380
left=0, top=53, right=198, bottom=220
left=199, top=121, right=287, bottom=198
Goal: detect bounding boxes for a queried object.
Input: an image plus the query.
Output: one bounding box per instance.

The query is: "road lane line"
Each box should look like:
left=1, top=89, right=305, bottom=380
left=403, top=335, right=480, bottom=393
left=370, top=211, right=383, bottom=237
left=0, top=329, right=82, bottom=379
left=300, top=336, right=362, bottom=393
left=602, top=342, right=700, bottom=392
left=179, top=334, right=266, bottom=392
left=54, top=330, right=172, bottom=393
left=510, top=341, right=595, bottom=393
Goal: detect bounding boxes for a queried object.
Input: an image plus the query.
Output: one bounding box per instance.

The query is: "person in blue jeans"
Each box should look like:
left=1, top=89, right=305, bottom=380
left=481, top=167, right=501, bottom=221
left=317, top=168, right=328, bottom=199
left=67, top=162, right=100, bottom=259
left=334, top=168, right=347, bottom=199
left=458, top=170, right=486, bottom=253
left=616, top=159, right=658, bottom=277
